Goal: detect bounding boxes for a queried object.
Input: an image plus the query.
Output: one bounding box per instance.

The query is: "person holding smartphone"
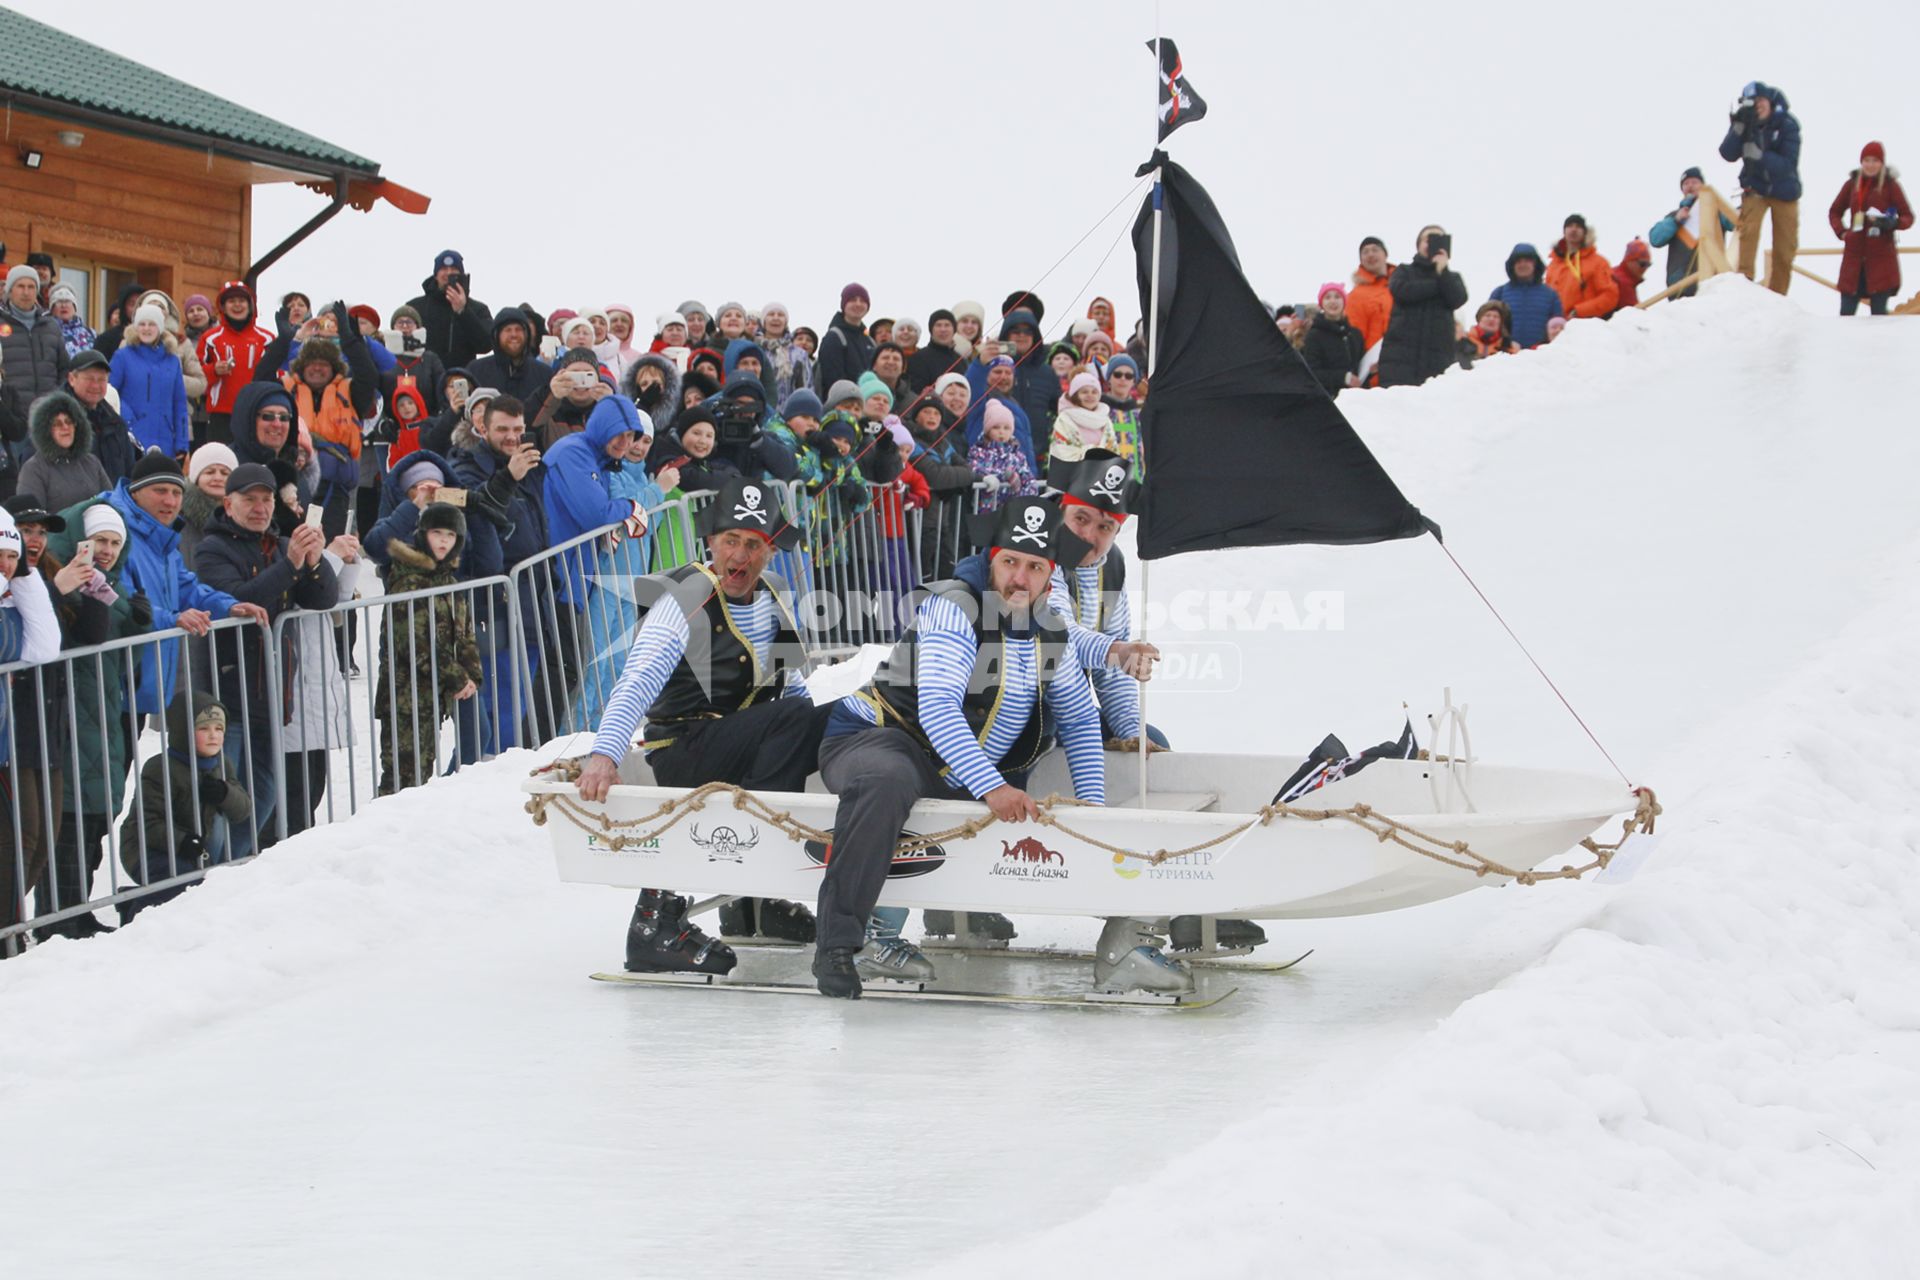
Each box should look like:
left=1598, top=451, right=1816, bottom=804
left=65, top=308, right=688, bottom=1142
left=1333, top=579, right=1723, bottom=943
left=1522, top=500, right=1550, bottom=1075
left=401, top=249, right=495, bottom=368
left=1377, top=225, right=1469, bottom=388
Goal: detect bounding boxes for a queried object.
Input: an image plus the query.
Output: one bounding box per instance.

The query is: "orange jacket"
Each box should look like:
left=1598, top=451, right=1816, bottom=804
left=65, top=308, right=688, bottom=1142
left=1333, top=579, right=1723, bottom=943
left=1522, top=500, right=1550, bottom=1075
left=1347, top=265, right=1394, bottom=351
left=1545, top=240, right=1620, bottom=319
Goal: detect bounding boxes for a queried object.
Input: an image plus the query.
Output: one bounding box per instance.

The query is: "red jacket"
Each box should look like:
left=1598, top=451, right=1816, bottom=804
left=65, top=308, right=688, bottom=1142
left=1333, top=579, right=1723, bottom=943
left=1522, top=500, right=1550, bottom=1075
left=1828, top=170, right=1914, bottom=298
left=1546, top=241, right=1621, bottom=319
left=875, top=463, right=929, bottom=539
left=197, top=312, right=274, bottom=416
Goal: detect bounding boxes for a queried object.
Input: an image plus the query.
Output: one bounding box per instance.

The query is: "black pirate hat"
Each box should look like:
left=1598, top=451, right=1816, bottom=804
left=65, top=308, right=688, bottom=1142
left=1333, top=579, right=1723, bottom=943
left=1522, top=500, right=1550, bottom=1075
left=968, top=493, right=1078, bottom=564
left=696, top=475, right=802, bottom=551
left=1055, top=448, right=1141, bottom=519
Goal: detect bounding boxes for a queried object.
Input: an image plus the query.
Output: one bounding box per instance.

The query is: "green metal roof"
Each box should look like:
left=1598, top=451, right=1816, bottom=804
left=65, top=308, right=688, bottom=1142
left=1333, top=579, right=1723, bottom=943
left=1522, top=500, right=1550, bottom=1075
left=0, top=5, right=378, bottom=174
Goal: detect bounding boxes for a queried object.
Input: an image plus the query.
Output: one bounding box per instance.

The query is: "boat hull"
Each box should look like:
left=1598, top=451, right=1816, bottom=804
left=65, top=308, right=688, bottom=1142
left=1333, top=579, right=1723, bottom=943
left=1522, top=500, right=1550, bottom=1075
left=524, top=751, right=1633, bottom=920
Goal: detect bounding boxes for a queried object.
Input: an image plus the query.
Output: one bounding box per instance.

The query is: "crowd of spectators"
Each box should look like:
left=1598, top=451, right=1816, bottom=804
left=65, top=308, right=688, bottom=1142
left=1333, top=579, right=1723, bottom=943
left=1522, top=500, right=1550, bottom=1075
left=0, top=79, right=1902, bottom=947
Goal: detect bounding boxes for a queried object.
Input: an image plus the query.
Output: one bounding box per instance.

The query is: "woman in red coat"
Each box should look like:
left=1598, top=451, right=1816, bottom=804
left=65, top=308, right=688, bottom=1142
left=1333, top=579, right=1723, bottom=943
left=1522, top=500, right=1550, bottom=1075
left=1828, top=141, right=1914, bottom=315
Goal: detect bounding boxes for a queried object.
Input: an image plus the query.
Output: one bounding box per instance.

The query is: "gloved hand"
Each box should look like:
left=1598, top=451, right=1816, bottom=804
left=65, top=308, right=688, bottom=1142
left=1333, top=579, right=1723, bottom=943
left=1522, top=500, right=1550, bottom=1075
left=1727, top=101, right=1747, bottom=130
left=175, top=832, right=207, bottom=868
left=330, top=300, right=354, bottom=339
left=980, top=473, right=1002, bottom=493
left=128, top=592, right=153, bottom=629
left=195, top=775, right=229, bottom=806
left=1742, top=140, right=1763, bottom=161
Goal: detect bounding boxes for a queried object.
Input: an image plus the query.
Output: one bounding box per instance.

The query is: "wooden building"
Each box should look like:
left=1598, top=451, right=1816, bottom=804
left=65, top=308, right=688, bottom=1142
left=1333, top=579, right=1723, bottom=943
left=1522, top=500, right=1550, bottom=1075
left=0, top=7, right=424, bottom=327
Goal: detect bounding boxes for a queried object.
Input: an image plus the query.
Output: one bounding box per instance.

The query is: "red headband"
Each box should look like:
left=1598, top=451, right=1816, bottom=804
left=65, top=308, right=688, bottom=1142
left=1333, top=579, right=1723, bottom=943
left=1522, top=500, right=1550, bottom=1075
left=1061, top=493, right=1128, bottom=522
left=988, top=545, right=1055, bottom=568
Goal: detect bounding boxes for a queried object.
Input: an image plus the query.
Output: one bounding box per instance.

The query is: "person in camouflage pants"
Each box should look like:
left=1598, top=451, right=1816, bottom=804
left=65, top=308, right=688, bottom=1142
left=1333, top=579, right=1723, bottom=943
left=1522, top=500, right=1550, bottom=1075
left=376, top=503, right=483, bottom=795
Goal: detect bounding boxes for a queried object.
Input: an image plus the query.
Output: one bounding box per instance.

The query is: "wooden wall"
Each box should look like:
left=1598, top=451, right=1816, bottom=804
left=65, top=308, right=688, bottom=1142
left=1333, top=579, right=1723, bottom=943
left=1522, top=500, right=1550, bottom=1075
left=0, top=103, right=271, bottom=311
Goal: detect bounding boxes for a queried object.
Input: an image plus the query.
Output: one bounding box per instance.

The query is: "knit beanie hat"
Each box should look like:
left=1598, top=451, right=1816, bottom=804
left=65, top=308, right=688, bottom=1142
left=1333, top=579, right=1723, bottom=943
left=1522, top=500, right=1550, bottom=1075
left=390, top=303, right=424, bottom=328
left=48, top=283, right=79, bottom=307
left=1862, top=141, right=1886, bottom=163
left=856, top=372, right=893, bottom=409
left=780, top=388, right=824, bottom=423
left=1358, top=236, right=1386, bottom=255
left=982, top=400, right=1015, bottom=435
left=133, top=302, right=168, bottom=332
left=1318, top=282, right=1347, bottom=304
left=951, top=299, right=986, bottom=324
left=884, top=416, right=913, bottom=448
left=561, top=316, right=596, bottom=344
left=547, top=307, right=577, bottom=333
left=933, top=372, right=971, bottom=399
left=676, top=300, right=708, bottom=320
left=1564, top=213, right=1588, bottom=230
left=194, top=701, right=227, bottom=731
left=928, top=308, right=957, bottom=329
left=656, top=312, right=687, bottom=333
left=840, top=282, right=871, bottom=307
left=1680, top=165, right=1704, bottom=188
left=128, top=446, right=185, bottom=493
left=188, top=442, right=240, bottom=484
left=183, top=294, right=212, bottom=315
left=5, top=264, right=39, bottom=295
left=83, top=504, right=128, bottom=540
left=1067, top=371, right=1101, bottom=400
left=347, top=304, right=381, bottom=333
left=0, top=517, right=20, bottom=562
left=824, top=379, right=863, bottom=410
left=397, top=458, right=443, bottom=495
left=820, top=417, right=859, bottom=446
left=1105, top=354, right=1140, bottom=378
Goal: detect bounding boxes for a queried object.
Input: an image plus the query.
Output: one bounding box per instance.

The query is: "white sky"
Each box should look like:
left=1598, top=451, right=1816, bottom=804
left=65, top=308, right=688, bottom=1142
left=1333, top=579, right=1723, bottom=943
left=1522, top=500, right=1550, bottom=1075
left=18, top=0, right=1917, bottom=336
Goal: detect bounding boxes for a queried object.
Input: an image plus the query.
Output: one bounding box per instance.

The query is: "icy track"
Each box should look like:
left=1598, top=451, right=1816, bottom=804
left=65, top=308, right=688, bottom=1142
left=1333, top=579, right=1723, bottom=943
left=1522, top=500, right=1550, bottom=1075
left=5, top=280, right=1919, bottom=1277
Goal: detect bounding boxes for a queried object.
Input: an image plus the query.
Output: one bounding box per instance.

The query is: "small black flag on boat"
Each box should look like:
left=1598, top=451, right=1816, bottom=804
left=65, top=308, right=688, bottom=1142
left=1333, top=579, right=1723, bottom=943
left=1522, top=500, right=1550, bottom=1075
left=1147, top=38, right=1207, bottom=142
left=1272, top=719, right=1420, bottom=806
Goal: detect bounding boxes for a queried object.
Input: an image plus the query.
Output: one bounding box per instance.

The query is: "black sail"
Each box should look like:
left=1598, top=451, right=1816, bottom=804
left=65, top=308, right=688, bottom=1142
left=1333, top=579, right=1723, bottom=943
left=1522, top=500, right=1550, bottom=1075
left=1131, top=156, right=1438, bottom=559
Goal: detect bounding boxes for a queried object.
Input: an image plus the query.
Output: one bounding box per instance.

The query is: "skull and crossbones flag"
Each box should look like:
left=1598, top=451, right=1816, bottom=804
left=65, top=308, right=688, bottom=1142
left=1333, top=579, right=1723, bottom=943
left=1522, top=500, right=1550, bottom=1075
left=1147, top=39, right=1206, bottom=143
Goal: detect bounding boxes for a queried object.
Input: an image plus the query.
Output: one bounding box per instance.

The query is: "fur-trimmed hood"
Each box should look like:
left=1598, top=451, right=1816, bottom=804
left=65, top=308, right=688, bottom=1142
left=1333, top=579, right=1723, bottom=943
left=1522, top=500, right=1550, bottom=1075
left=28, top=390, right=95, bottom=460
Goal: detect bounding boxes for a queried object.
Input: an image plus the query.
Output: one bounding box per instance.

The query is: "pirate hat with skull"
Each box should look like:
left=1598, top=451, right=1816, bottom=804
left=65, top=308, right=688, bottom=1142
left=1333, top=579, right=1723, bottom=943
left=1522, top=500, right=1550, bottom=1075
left=696, top=475, right=802, bottom=550
left=1056, top=448, right=1140, bottom=519
left=969, top=494, right=1073, bottom=563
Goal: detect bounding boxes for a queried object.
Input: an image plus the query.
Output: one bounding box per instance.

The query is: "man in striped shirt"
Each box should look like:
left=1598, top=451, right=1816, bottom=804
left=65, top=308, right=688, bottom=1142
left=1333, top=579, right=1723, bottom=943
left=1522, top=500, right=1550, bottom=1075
left=576, top=476, right=830, bottom=975
left=809, top=496, right=1107, bottom=999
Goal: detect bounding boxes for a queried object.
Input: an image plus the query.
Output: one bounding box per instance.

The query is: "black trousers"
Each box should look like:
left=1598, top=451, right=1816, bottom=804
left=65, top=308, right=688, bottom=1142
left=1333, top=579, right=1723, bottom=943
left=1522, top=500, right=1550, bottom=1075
left=649, top=698, right=833, bottom=793
left=814, top=728, right=952, bottom=952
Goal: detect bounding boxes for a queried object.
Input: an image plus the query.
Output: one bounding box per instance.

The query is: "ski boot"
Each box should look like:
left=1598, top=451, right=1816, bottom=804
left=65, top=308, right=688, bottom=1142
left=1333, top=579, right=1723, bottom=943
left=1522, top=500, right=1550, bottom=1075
left=1169, top=915, right=1268, bottom=952
left=921, top=909, right=1018, bottom=942
left=1093, top=917, right=1195, bottom=995
left=754, top=899, right=818, bottom=943
left=813, top=946, right=863, bottom=999
left=625, top=889, right=736, bottom=975
left=716, top=898, right=754, bottom=940
left=856, top=934, right=938, bottom=984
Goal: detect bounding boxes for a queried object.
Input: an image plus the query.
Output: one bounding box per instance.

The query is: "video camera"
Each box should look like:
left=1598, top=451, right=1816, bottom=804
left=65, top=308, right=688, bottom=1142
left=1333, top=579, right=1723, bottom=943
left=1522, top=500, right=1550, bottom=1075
left=715, top=398, right=762, bottom=448
left=1732, top=97, right=1758, bottom=127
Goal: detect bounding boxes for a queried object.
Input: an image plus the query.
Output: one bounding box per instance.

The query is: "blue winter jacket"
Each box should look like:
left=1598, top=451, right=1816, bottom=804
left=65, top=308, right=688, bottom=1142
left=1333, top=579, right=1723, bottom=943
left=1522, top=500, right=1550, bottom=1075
left=109, top=341, right=190, bottom=454
left=93, top=480, right=239, bottom=714
left=1718, top=84, right=1801, bottom=202
left=544, top=397, right=643, bottom=608
left=961, top=392, right=1039, bottom=472
left=1488, top=244, right=1566, bottom=349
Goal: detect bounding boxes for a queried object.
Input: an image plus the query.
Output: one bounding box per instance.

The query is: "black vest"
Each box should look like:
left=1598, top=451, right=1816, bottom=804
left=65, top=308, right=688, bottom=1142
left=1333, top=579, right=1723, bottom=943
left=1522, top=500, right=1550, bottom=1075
left=1062, top=547, right=1127, bottom=635
left=641, top=563, right=806, bottom=736
left=865, top=575, right=1070, bottom=777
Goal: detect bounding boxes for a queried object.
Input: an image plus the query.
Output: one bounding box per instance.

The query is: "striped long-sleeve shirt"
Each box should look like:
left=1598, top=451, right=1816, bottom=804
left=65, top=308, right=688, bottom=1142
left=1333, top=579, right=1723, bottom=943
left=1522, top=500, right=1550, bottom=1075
left=839, top=595, right=1106, bottom=803
left=1048, top=561, right=1140, bottom=740
left=589, top=589, right=808, bottom=762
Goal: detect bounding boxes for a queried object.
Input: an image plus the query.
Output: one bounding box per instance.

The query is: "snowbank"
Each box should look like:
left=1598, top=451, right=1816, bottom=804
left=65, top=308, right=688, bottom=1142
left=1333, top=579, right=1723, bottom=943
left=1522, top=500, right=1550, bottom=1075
left=922, top=282, right=1920, bottom=1275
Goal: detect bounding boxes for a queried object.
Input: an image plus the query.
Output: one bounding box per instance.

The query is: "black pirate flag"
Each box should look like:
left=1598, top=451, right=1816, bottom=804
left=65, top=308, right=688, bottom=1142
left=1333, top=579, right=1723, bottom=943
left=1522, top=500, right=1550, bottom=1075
left=1147, top=38, right=1207, bottom=142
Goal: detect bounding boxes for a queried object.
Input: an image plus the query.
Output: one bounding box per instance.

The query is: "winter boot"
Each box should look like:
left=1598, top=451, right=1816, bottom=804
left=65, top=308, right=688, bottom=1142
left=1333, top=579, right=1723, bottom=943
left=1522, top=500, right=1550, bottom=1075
left=1169, top=915, right=1268, bottom=952
left=754, top=898, right=818, bottom=944
left=716, top=898, right=755, bottom=939
left=856, top=935, right=938, bottom=983
left=625, top=889, right=737, bottom=975
left=921, top=909, right=1018, bottom=941
left=812, top=946, right=863, bottom=999
left=1093, top=917, right=1195, bottom=995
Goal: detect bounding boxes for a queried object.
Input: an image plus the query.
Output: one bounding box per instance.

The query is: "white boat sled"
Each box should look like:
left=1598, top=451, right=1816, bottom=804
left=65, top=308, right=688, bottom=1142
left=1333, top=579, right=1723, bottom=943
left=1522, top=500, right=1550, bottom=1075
left=523, top=746, right=1647, bottom=922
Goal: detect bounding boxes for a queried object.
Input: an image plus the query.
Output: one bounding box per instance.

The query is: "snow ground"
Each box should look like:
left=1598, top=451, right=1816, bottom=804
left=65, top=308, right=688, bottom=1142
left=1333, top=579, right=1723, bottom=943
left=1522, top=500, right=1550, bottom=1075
left=5, top=279, right=1919, bottom=1277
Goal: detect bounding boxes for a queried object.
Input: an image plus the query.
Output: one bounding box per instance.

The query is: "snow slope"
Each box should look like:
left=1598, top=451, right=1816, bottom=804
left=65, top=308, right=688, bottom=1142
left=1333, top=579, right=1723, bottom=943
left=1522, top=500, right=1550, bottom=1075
left=5, top=280, right=1918, bottom=1278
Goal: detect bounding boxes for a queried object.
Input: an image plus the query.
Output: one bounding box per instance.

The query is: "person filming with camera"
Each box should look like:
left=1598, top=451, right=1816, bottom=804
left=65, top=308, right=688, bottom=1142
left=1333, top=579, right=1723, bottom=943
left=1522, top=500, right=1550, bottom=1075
left=1719, top=81, right=1803, bottom=295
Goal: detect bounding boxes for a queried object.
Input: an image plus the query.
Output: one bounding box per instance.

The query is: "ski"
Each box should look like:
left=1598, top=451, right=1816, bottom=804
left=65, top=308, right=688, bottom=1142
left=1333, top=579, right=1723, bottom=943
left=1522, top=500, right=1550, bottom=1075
left=590, top=971, right=1237, bottom=1011
left=912, top=942, right=1316, bottom=973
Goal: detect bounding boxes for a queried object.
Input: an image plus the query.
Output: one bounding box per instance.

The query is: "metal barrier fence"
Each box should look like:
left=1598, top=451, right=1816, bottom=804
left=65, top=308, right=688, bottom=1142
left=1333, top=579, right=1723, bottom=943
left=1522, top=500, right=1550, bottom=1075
left=3, top=472, right=988, bottom=953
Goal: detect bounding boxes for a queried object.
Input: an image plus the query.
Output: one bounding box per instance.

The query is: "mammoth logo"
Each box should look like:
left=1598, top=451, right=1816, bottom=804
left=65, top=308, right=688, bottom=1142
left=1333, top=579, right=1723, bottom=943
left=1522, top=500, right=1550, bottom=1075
left=1001, top=837, right=1063, bottom=864
left=690, top=823, right=759, bottom=863
left=803, top=831, right=947, bottom=879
